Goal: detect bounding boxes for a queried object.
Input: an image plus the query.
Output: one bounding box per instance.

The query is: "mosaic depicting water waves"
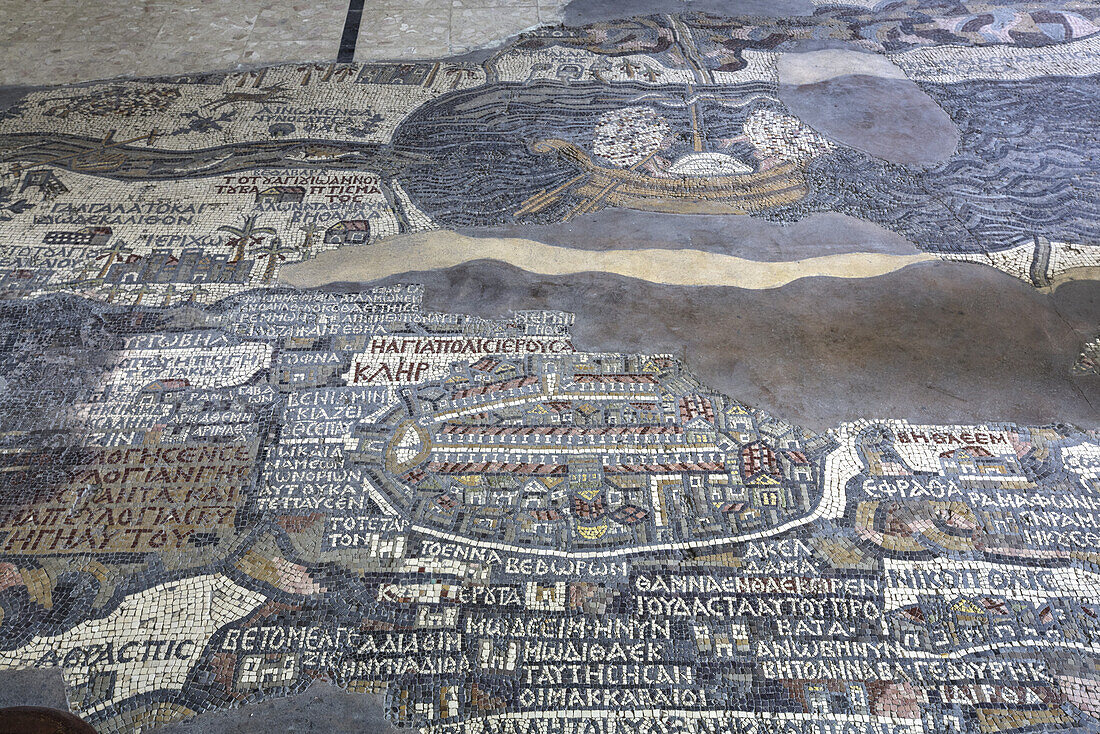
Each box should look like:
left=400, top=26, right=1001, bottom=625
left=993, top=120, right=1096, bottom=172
left=784, top=76, right=1100, bottom=253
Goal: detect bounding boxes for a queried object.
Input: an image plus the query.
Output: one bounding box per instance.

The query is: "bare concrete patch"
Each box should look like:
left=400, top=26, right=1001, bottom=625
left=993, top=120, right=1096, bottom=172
left=779, top=62, right=960, bottom=165
left=0, top=85, right=33, bottom=116
left=0, top=667, right=69, bottom=709
left=563, top=0, right=817, bottom=24
left=158, top=683, right=405, bottom=734
left=777, top=49, right=909, bottom=85
left=315, top=259, right=1098, bottom=431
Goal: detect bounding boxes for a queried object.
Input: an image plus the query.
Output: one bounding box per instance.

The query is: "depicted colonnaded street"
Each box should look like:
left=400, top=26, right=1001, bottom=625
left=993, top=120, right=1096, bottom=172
left=0, top=0, right=1098, bottom=732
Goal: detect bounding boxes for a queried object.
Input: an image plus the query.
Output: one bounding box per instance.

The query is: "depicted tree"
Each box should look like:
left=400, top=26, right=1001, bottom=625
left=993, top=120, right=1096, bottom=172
left=94, top=239, right=133, bottom=278
left=131, top=283, right=153, bottom=306
left=51, top=266, right=102, bottom=292
left=589, top=60, right=613, bottom=84
left=218, top=215, right=276, bottom=263
left=618, top=59, right=640, bottom=77
left=0, top=184, right=33, bottom=220
left=252, top=236, right=298, bottom=282
left=71, top=259, right=100, bottom=284
left=61, top=258, right=103, bottom=290
left=99, top=283, right=124, bottom=303
left=297, top=222, right=324, bottom=259
left=70, top=274, right=104, bottom=290
left=296, top=64, right=325, bottom=85
left=186, top=284, right=207, bottom=304
left=445, top=67, right=479, bottom=89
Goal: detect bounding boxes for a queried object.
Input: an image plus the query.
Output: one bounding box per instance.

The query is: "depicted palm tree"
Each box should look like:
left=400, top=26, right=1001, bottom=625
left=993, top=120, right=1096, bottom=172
left=326, top=65, right=356, bottom=83
left=51, top=258, right=103, bottom=290
left=99, top=283, right=124, bottom=303
left=74, top=260, right=98, bottom=281
left=218, top=215, right=276, bottom=263
left=161, top=284, right=177, bottom=307
left=48, top=273, right=102, bottom=292
left=589, top=60, right=612, bottom=84
left=445, top=67, right=478, bottom=89
left=186, top=284, right=207, bottom=303
left=72, top=275, right=104, bottom=290
left=131, top=283, right=153, bottom=305
left=296, top=63, right=324, bottom=85
left=95, top=240, right=133, bottom=278
left=297, top=222, right=324, bottom=259
left=618, top=59, right=639, bottom=77
left=252, top=236, right=298, bottom=282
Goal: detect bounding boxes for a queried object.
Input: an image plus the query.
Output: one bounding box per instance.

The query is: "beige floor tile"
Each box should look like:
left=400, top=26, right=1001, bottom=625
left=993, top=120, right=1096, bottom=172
left=239, top=38, right=343, bottom=68
left=144, top=5, right=256, bottom=76
left=368, top=0, right=453, bottom=8
left=452, top=0, right=539, bottom=7
left=355, top=8, right=451, bottom=59
left=131, top=45, right=247, bottom=80
left=0, top=41, right=158, bottom=85
left=537, top=0, right=568, bottom=22
left=451, top=5, right=539, bottom=52
left=154, top=5, right=258, bottom=45
left=356, top=42, right=455, bottom=62
left=71, top=7, right=168, bottom=45
left=0, top=0, right=567, bottom=84
left=0, top=1, right=80, bottom=43
left=252, top=2, right=349, bottom=43
left=0, top=41, right=67, bottom=85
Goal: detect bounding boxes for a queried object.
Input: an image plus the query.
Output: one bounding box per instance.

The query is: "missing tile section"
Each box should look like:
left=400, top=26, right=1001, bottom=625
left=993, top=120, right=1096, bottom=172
left=0, top=668, right=69, bottom=709
left=157, top=683, right=405, bottom=734
left=1075, top=335, right=1100, bottom=376
left=338, top=0, right=366, bottom=64
left=775, top=50, right=959, bottom=165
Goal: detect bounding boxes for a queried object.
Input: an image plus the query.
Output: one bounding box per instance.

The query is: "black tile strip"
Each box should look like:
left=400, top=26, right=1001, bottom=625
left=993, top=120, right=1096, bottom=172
left=337, top=0, right=366, bottom=63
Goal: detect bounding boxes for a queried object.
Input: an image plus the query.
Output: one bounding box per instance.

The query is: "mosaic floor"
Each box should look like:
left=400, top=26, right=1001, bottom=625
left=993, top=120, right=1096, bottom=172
left=0, top=2, right=1099, bottom=732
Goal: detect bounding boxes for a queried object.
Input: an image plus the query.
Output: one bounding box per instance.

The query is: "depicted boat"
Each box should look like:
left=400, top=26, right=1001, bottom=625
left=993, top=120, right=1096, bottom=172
left=518, top=138, right=809, bottom=218
left=71, top=152, right=127, bottom=172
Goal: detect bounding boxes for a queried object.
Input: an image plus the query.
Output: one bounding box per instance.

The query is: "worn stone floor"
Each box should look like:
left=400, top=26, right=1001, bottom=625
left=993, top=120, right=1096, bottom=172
left=0, top=1, right=1098, bottom=732
left=0, top=0, right=569, bottom=86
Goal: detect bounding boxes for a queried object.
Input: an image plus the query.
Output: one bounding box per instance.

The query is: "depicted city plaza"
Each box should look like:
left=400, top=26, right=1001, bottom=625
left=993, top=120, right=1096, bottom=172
left=0, top=1, right=1098, bottom=732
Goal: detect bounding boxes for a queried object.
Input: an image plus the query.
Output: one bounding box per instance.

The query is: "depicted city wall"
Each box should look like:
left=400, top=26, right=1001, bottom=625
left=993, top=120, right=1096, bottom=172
left=0, top=287, right=1095, bottom=733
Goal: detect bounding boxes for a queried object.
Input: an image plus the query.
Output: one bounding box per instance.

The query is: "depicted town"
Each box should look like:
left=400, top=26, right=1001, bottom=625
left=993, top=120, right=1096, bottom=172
left=0, top=2, right=1099, bottom=733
